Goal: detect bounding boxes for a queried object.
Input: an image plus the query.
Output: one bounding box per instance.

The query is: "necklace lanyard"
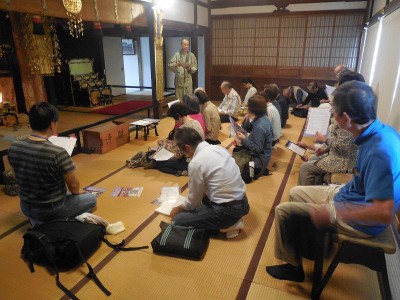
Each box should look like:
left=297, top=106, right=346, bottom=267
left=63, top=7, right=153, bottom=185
left=30, top=134, right=49, bottom=141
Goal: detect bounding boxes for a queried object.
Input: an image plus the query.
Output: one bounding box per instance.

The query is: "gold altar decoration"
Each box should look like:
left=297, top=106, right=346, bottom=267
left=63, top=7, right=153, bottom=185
left=62, top=0, right=84, bottom=38
left=21, top=14, right=62, bottom=75
left=114, top=0, right=119, bottom=23
left=153, top=1, right=164, bottom=103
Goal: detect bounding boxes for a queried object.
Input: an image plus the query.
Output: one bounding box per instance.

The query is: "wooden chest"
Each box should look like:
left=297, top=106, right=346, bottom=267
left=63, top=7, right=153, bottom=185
left=82, top=121, right=130, bottom=154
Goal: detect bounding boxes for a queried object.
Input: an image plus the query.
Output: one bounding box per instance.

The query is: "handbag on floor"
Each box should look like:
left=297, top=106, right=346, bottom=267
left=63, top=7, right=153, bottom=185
left=151, top=221, right=209, bottom=260
left=21, top=220, right=148, bottom=300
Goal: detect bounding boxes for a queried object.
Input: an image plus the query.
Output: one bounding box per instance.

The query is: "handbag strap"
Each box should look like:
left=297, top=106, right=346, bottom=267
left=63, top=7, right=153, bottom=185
left=102, top=237, right=148, bottom=252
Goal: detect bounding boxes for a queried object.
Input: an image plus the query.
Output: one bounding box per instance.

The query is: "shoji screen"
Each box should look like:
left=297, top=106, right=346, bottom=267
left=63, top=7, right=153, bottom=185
left=359, top=9, right=400, bottom=131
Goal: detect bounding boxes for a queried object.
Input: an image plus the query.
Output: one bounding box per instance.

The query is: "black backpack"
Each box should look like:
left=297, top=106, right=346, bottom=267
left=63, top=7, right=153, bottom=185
left=21, top=220, right=148, bottom=300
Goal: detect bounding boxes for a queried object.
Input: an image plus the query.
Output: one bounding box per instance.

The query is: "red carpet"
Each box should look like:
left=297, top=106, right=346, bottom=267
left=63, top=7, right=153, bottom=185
left=92, top=100, right=152, bottom=115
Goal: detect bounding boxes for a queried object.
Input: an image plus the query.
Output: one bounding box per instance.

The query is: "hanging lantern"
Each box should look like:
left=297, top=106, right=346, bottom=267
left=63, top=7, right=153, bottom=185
left=62, top=0, right=84, bottom=38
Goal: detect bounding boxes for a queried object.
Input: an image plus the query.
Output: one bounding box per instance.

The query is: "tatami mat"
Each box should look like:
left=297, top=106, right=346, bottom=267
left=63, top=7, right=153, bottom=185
left=0, top=112, right=389, bottom=300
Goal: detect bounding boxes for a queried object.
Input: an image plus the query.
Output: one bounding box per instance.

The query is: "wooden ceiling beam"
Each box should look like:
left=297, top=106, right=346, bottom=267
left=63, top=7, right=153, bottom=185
left=210, top=0, right=366, bottom=9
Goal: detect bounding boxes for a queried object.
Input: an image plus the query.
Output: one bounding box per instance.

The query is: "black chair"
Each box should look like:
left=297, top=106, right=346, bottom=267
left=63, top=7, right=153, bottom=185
left=312, top=226, right=396, bottom=300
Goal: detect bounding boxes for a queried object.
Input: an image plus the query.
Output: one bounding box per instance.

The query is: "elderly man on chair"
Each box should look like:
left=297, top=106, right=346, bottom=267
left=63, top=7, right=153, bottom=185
left=266, top=81, right=400, bottom=282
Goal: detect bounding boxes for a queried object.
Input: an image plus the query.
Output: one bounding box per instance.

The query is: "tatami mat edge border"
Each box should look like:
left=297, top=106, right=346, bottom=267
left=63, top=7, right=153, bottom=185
left=0, top=219, right=29, bottom=240
left=236, top=120, right=306, bottom=300
left=59, top=139, right=236, bottom=299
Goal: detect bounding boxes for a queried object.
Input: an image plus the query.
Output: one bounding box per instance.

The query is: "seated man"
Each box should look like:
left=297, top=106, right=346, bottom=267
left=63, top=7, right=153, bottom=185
left=170, top=127, right=250, bottom=238
left=278, top=88, right=290, bottom=128
left=219, top=81, right=241, bottom=123
left=9, top=102, right=96, bottom=225
left=266, top=81, right=400, bottom=282
left=297, top=82, right=328, bottom=109
left=289, top=86, right=308, bottom=106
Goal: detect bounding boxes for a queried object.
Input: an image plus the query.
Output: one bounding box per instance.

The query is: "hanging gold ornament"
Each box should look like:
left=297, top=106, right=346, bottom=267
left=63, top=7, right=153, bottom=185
left=62, top=0, right=84, bottom=38
left=4, top=0, right=11, bottom=18
left=114, top=0, right=119, bottom=23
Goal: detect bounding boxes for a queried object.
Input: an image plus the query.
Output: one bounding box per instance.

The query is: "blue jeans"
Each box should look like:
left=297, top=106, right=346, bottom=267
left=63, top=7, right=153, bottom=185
left=173, top=195, right=249, bottom=230
left=20, top=193, right=97, bottom=224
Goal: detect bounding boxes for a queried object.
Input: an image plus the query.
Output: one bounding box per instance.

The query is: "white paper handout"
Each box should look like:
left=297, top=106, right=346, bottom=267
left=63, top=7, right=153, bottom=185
left=155, top=195, right=187, bottom=216
left=168, top=99, right=180, bottom=108
left=158, top=186, right=180, bottom=203
left=48, top=136, right=77, bottom=156
left=153, top=148, right=174, bottom=161
left=304, top=108, right=331, bottom=136
left=130, top=120, right=151, bottom=126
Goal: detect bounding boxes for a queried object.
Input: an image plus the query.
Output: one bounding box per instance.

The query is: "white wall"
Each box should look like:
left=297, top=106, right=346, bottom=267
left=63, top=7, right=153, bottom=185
left=198, top=35, right=205, bottom=88
left=103, top=36, right=126, bottom=96
left=359, top=9, right=400, bottom=131
left=197, top=5, right=208, bottom=27
left=123, top=54, right=140, bottom=94
left=163, top=0, right=194, bottom=24
left=140, top=37, right=152, bottom=88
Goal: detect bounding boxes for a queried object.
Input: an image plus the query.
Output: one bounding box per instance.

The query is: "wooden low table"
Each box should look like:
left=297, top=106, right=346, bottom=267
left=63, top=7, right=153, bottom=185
left=130, top=119, right=160, bottom=141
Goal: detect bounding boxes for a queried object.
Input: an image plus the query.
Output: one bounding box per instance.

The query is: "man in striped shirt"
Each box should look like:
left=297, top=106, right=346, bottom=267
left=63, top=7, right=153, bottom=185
left=9, top=102, right=96, bottom=225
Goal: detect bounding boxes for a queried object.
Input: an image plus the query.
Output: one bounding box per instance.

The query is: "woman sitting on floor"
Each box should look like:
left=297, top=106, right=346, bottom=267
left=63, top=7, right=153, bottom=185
left=233, top=94, right=273, bottom=183
left=156, top=102, right=205, bottom=176
left=173, top=94, right=206, bottom=136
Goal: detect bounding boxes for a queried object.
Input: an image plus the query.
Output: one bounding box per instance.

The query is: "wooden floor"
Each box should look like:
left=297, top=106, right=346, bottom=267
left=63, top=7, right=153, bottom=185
left=0, top=113, right=389, bottom=300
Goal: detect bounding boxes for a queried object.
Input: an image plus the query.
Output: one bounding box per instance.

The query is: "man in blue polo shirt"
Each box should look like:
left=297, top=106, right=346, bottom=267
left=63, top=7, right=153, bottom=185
left=266, top=81, right=400, bottom=282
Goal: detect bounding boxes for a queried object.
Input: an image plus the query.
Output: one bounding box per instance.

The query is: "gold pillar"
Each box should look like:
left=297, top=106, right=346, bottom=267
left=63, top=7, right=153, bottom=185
left=154, top=5, right=164, bottom=105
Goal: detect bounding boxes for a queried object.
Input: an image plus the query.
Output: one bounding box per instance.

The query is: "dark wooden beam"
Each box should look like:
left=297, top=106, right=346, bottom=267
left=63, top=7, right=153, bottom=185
left=211, top=0, right=366, bottom=9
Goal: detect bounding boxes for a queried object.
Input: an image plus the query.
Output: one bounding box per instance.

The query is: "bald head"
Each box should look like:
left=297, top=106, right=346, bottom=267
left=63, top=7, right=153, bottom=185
left=220, top=81, right=232, bottom=95
left=181, top=38, right=190, bottom=53
left=334, top=64, right=347, bottom=76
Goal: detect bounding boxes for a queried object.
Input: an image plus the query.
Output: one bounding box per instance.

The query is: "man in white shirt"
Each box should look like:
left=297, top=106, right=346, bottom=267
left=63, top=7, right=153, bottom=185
left=170, top=127, right=250, bottom=238
left=219, top=81, right=241, bottom=123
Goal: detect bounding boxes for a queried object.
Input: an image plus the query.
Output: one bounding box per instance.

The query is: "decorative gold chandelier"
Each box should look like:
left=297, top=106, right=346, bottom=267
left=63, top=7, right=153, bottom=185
left=62, top=0, right=84, bottom=38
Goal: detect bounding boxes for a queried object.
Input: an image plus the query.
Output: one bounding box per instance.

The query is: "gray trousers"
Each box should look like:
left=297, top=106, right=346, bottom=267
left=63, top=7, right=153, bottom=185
left=274, top=185, right=370, bottom=266
left=298, top=156, right=327, bottom=186
left=21, top=193, right=97, bottom=225
left=173, top=195, right=250, bottom=230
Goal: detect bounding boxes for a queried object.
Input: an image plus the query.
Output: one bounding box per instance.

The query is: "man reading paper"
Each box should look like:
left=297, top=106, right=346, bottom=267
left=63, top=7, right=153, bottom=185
left=169, top=127, right=250, bottom=238
left=9, top=103, right=96, bottom=226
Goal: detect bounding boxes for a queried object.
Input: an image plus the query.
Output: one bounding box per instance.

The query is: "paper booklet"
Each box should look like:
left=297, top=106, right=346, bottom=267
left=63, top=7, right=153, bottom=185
left=84, top=186, right=106, bottom=197
left=153, top=147, right=174, bottom=161
left=229, top=116, right=247, bottom=136
left=112, top=187, right=144, bottom=197
left=48, top=136, right=77, bottom=156
left=179, top=61, right=192, bottom=68
left=131, top=118, right=160, bottom=126
left=304, top=107, right=331, bottom=136
left=168, top=99, right=180, bottom=108
left=155, top=196, right=187, bottom=216
left=285, top=141, right=307, bottom=157
left=154, top=186, right=185, bottom=216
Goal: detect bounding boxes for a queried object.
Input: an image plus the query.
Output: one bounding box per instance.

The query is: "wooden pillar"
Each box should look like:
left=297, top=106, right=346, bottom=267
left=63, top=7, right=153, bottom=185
left=148, top=8, right=158, bottom=118
left=148, top=4, right=165, bottom=119
left=191, top=0, right=199, bottom=89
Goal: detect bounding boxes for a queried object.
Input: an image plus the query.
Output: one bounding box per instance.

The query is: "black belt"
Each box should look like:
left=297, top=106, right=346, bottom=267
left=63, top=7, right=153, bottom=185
left=22, top=200, right=62, bottom=208
left=215, top=200, right=244, bottom=207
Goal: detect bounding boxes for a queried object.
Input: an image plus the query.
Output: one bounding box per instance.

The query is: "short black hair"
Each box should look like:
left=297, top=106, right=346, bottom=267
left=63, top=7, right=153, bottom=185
left=167, top=102, right=189, bottom=121
left=174, top=127, right=203, bottom=150
left=182, top=94, right=200, bottom=114
left=338, top=71, right=365, bottom=86
left=248, top=95, right=267, bottom=118
left=332, top=80, right=376, bottom=125
left=263, top=85, right=278, bottom=102
left=194, top=90, right=210, bottom=104
left=241, top=77, right=256, bottom=88
left=29, top=102, right=59, bottom=131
